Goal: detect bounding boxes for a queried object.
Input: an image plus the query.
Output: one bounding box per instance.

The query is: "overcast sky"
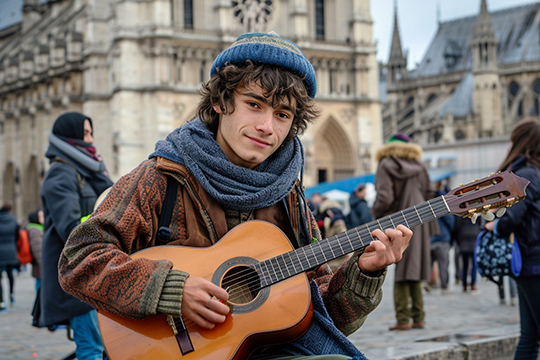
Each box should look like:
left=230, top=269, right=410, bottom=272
left=372, top=0, right=540, bottom=69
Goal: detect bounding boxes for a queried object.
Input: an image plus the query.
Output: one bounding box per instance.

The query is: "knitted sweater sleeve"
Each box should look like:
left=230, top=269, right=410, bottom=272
left=58, top=160, right=185, bottom=319
left=307, top=208, right=385, bottom=336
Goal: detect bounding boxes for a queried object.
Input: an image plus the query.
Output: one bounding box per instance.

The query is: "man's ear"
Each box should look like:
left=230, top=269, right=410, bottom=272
left=214, top=105, right=222, bottom=114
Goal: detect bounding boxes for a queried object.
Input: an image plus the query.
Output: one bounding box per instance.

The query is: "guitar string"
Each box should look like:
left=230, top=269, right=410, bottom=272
left=178, top=199, right=454, bottom=329
left=179, top=194, right=503, bottom=329
left=217, top=190, right=508, bottom=303
left=191, top=199, right=453, bottom=307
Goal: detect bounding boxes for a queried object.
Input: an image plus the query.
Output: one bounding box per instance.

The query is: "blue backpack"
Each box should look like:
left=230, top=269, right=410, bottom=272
left=474, top=230, right=522, bottom=283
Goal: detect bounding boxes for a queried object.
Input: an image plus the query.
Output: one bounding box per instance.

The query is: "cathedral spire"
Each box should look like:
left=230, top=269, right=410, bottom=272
left=472, top=0, right=497, bottom=44
left=471, top=0, right=498, bottom=72
left=386, top=0, right=407, bottom=85
left=388, top=1, right=403, bottom=63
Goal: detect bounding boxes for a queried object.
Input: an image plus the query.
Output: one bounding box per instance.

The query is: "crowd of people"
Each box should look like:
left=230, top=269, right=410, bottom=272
left=0, top=31, right=538, bottom=360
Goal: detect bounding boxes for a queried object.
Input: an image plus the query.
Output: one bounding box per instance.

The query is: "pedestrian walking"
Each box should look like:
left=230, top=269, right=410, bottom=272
left=372, top=133, right=439, bottom=331
left=452, top=216, right=481, bottom=292
left=26, top=210, right=44, bottom=292
left=0, top=202, right=20, bottom=311
left=36, top=112, right=113, bottom=360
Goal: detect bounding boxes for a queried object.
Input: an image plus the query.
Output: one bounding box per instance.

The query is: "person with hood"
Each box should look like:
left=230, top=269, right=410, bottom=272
left=58, top=32, right=413, bottom=359
left=372, top=133, right=439, bottom=331
left=0, top=202, right=19, bottom=311
left=37, top=112, right=113, bottom=360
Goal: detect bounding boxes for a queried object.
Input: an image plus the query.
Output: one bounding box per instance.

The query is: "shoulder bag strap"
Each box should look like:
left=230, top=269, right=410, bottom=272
left=156, top=175, right=178, bottom=246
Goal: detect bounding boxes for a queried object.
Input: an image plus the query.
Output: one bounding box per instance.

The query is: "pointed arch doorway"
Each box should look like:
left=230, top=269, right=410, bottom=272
left=313, top=117, right=355, bottom=184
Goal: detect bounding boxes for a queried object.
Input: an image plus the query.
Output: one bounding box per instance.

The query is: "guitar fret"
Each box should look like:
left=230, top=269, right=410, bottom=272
left=301, top=247, right=312, bottom=269
left=270, top=257, right=284, bottom=280
left=294, top=249, right=307, bottom=272
left=414, top=206, right=423, bottom=223
left=265, top=260, right=278, bottom=283
left=255, top=263, right=267, bottom=287
left=318, top=241, right=332, bottom=263
left=427, top=201, right=437, bottom=218
left=342, top=232, right=354, bottom=253
left=354, top=227, right=365, bottom=248
left=401, top=211, right=410, bottom=227
left=287, top=252, right=299, bottom=275
left=275, top=255, right=289, bottom=278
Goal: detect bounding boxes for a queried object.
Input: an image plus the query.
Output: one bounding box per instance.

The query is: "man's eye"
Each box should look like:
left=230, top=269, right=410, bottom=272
left=277, top=113, right=291, bottom=120
left=247, top=102, right=259, bottom=108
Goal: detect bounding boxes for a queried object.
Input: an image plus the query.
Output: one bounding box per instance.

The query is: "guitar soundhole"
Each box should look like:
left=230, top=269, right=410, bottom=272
left=221, top=266, right=260, bottom=305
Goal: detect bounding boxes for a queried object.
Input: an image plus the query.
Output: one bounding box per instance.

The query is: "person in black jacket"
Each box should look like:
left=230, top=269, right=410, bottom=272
left=0, top=202, right=19, bottom=311
left=452, top=216, right=481, bottom=292
left=37, top=112, right=113, bottom=360
left=346, top=183, right=373, bottom=229
left=485, top=118, right=540, bottom=359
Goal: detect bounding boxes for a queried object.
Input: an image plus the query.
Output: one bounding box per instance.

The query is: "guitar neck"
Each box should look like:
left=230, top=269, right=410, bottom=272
left=256, top=196, right=450, bottom=288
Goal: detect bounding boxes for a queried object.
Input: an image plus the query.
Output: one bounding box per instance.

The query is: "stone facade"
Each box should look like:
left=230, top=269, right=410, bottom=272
left=383, top=0, right=540, bottom=145
left=0, top=0, right=381, bottom=219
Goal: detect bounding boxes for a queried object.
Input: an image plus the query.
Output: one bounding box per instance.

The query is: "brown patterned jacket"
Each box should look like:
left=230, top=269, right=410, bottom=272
left=59, top=156, right=385, bottom=336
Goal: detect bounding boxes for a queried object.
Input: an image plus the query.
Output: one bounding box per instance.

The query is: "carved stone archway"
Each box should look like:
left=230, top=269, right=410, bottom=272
left=313, top=117, right=354, bottom=183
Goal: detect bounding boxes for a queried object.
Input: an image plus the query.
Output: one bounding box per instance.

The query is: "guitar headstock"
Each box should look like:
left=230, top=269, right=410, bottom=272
left=444, top=171, right=530, bottom=218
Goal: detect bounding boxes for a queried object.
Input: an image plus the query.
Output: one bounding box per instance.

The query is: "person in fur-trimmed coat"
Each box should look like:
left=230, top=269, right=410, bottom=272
left=372, top=133, right=439, bottom=331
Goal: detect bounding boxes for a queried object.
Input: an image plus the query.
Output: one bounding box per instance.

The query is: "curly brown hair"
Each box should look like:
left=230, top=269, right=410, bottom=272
left=196, top=61, right=320, bottom=143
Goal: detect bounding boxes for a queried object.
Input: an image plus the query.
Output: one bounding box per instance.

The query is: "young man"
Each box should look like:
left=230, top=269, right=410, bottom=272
left=59, top=32, right=412, bottom=359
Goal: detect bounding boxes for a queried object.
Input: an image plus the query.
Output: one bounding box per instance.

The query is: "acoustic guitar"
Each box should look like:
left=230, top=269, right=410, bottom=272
left=98, top=171, right=529, bottom=359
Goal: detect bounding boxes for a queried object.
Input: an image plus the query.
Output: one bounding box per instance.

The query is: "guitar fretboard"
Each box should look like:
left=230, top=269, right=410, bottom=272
left=254, top=196, right=450, bottom=288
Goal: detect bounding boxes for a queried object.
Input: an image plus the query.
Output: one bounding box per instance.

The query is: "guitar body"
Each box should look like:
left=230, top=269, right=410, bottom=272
left=98, top=221, right=313, bottom=360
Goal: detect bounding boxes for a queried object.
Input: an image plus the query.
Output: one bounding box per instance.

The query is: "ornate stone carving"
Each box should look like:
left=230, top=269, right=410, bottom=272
left=231, top=0, right=273, bottom=32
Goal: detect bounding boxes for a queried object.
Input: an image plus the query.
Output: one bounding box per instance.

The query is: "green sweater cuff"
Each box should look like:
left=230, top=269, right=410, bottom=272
left=157, top=270, right=190, bottom=317
left=346, top=251, right=386, bottom=297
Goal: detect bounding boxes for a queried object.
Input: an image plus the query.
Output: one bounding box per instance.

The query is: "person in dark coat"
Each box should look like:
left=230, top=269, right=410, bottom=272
left=346, top=183, right=373, bottom=229
left=37, top=112, right=113, bottom=360
left=452, top=215, right=481, bottom=292
left=0, top=202, right=20, bottom=311
left=372, top=133, right=439, bottom=331
left=485, top=119, right=540, bottom=359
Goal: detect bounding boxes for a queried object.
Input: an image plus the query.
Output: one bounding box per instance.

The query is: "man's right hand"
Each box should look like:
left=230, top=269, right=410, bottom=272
left=181, top=277, right=230, bottom=329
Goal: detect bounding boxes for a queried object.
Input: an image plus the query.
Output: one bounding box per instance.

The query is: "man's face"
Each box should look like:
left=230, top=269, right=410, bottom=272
left=215, top=83, right=295, bottom=169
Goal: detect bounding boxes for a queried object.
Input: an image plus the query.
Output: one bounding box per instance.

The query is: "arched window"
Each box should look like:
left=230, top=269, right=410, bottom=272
left=508, top=81, right=523, bottom=117
left=426, top=93, right=438, bottom=106
left=532, top=79, right=540, bottom=115
left=315, top=0, right=325, bottom=40
left=455, top=129, right=465, bottom=140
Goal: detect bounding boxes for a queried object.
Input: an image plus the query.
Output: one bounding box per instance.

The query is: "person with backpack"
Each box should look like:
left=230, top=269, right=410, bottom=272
left=37, top=112, right=113, bottom=360
left=58, top=32, right=413, bottom=359
left=484, top=119, right=540, bottom=360
left=26, top=210, right=44, bottom=292
left=0, top=202, right=20, bottom=311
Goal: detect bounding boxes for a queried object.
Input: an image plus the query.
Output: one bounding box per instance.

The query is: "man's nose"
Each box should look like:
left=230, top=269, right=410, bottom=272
left=256, top=111, right=274, bottom=134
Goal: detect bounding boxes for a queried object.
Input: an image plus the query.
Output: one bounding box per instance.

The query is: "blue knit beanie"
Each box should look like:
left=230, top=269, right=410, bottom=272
left=210, top=32, right=317, bottom=98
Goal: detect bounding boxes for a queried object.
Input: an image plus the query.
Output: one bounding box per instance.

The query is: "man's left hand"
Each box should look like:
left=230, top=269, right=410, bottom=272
left=358, top=225, right=413, bottom=273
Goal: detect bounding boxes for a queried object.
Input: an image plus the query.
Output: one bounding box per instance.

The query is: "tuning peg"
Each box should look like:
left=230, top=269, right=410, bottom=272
left=471, top=213, right=481, bottom=224
left=495, top=208, right=506, bottom=218
left=482, top=212, right=495, bottom=221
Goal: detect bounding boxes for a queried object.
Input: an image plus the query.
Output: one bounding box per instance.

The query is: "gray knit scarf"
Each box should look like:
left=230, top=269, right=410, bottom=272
left=149, top=118, right=304, bottom=211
